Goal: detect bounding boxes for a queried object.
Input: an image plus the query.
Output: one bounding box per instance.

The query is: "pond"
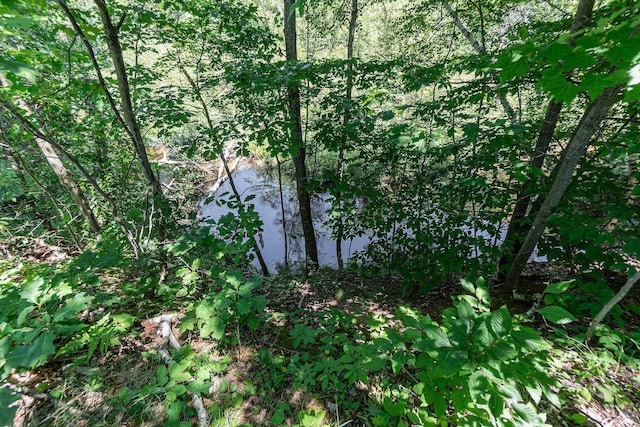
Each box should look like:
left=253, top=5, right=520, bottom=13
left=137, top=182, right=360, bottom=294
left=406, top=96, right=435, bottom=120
left=199, top=166, right=547, bottom=273
left=199, top=166, right=370, bottom=272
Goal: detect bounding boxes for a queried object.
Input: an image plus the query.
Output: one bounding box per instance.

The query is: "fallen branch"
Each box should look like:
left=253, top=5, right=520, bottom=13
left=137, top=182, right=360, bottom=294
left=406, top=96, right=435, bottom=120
left=585, top=270, right=640, bottom=341
left=147, top=314, right=208, bottom=427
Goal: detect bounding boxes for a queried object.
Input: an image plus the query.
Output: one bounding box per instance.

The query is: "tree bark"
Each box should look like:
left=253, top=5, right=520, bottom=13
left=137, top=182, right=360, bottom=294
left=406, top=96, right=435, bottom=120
left=1, top=99, right=141, bottom=257
left=178, top=65, right=270, bottom=276
left=92, top=0, right=162, bottom=201
left=336, top=0, right=358, bottom=270
left=504, top=85, right=621, bottom=290
left=498, top=0, right=598, bottom=278
left=284, top=0, right=319, bottom=268
left=585, top=270, right=640, bottom=341
left=0, top=78, right=101, bottom=234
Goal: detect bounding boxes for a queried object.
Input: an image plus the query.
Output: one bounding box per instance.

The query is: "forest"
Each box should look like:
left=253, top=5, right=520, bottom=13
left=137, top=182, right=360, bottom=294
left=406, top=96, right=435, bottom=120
left=0, top=0, right=639, bottom=425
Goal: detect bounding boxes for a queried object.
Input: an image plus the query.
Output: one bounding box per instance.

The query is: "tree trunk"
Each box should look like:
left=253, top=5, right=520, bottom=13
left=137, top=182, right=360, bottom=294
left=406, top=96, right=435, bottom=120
left=178, top=65, right=270, bottom=276
left=504, top=85, right=621, bottom=291
left=336, top=0, right=358, bottom=270
left=0, top=78, right=101, bottom=234
left=498, top=0, right=598, bottom=278
left=498, top=101, right=562, bottom=276
left=586, top=270, right=640, bottom=341
left=92, top=0, right=163, bottom=203
left=442, top=1, right=517, bottom=124
left=284, top=0, right=318, bottom=268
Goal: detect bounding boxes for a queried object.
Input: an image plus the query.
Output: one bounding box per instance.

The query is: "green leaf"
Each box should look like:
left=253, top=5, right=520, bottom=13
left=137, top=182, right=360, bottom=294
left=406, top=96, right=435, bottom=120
left=0, top=58, right=37, bottom=82
left=511, top=327, right=549, bottom=351
left=156, top=365, right=167, bottom=385
left=457, top=299, right=475, bottom=321
left=512, top=402, right=540, bottom=424
left=19, top=277, right=44, bottom=304
left=570, top=413, right=588, bottom=424
left=435, top=350, right=468, bottom=377
left=5, top=331, right=56, bottom=369
left=488, top=392, right=504, bottom=418
left=236, top=298, right=251, bottom=315
left=383, top=396, right=406, bottom=417
left=271, top=409, right=286, bottom=424
left=422, top=326, right=452, bottom=348
left=366, top=353, right=388, bottom=372
left=489, top=306, right=512, bottom=336
left=544, top=280, right=574, bottom=294
left=0, top=388, right=20, bottom=427
left=53, top=292, right=93, bottom=322
left=461, top=279, right=475, bottom=294
left=539, top=306, right=576, bottom=324
left=537, top=71, right=581, bottom=103
left=391, top=350, right=406, bottom=375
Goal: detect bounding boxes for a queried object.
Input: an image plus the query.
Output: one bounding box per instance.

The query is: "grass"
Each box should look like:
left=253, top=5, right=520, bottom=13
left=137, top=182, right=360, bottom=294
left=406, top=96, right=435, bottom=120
left=2, top=255, right=639, bottom=426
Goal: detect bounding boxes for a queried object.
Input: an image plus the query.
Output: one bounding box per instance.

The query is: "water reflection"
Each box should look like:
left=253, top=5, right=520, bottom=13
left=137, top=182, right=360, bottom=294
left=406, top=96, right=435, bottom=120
left=199, top=167, right=546, bottom=273
left=199, top=167, right=370, bottom=271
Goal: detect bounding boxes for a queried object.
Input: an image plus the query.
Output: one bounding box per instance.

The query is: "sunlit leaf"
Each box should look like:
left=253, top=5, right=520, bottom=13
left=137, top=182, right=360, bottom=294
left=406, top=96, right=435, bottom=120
left=539, top=306, right=576, bottom=324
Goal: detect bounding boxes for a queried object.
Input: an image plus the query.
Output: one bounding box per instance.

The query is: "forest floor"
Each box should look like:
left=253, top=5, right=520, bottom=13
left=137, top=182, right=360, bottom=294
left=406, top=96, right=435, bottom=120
left=4, top=249, right=640, bottom=427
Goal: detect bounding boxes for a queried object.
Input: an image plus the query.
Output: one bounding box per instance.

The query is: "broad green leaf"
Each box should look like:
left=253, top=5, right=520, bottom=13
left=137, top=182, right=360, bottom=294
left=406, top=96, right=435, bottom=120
left=461, top=279, right=475, bottom=294
left=539, top=306, right=576, bottom=324
left=236, top=298, right=251, bottom=315
left=391, top=350, right=406, bottom=375
left=511, top=327, right=549, bottom=351
left=271, top=409, right=286, bottom=424
left=0, top=58, right=36, bottom=82
left=53, top=292, right=93, bottom=323
left=457, top=299, right=474, bottom=321
left=435, top=350, right=468, bottom=377
left=489, top=306, right=512, bottom=336
left=421, top=325, right=452, bottom=348
left=5, top=331, right=55, bottom=369
left=0, top=388, right=20, bottom=427
left=488, top=392, right=504, bottom=418
left=383, top=396, right=406, bottom=416
left=366, top=353, right=388, bottom=372
left=19, top=277, right=44, bottom=304
left=537, top=71, right=581, bottom=103
left=571, top=413, right=588, bottom=424
left=544, top=280, right=574, bottom=294
left=156, top=365, right=168, bottom=385
left=512, top=402, right=540, bottom=424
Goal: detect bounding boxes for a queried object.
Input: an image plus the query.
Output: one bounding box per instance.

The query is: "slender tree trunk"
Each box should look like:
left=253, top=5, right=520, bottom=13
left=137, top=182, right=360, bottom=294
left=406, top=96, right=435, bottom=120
left=498, top=0, right=598, bottom=278
left=284, top=0, right=318, bottom=268
left=336, top=0, right=358, bottom=269
left=498, top=101, right=562, bottom=276
left=504, top=85, right=621, bottom=290
left=0, top=78, right=100, bottom=233
left=178, top=65, right=270, bottom=276
left=442, top=1, right=517, bottom=124
left=586, top=270, right=640, bottom=340
left=276, top=155, right=289, bottom=267
left=1, top=98, right=141, bottom=257
left=92, top=0, right=162, bottom=200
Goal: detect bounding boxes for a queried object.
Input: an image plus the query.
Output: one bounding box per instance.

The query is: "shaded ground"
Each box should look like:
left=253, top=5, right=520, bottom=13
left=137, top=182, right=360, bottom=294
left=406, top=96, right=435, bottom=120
left=5, top=262, right=640, bottom=426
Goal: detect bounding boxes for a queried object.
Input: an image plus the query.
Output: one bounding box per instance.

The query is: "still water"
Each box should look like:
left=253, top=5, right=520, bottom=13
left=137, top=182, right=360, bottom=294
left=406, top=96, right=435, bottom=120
left=199, top=167, right=370, bottom=271
left=199, top=167, right=546, bottom=272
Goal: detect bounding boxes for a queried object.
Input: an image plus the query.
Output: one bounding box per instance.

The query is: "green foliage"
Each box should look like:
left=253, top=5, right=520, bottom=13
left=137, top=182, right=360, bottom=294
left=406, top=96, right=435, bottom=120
left=542, top=279, right=625, bottom=326
left=256, top=278, right=558, bottom=426
left=181, top=270, right=266, bottom=343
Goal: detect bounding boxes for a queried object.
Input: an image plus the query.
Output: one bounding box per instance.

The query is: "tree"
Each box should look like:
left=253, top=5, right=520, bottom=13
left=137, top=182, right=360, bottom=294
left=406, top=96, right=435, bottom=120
left=335, top=0, right=358, bottom=269
left=0, top=78, right=101, bottom=235
left=58, top=0, right=167, bottom=243
left=284, top=0, right=319, bottom=268
left=498, top=0, right=596, bottom=279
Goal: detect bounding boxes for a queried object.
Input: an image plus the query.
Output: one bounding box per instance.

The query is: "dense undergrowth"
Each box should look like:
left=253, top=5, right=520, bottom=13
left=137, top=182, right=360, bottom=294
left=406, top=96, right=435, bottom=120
left=1, top=230, right=638, bottom=427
